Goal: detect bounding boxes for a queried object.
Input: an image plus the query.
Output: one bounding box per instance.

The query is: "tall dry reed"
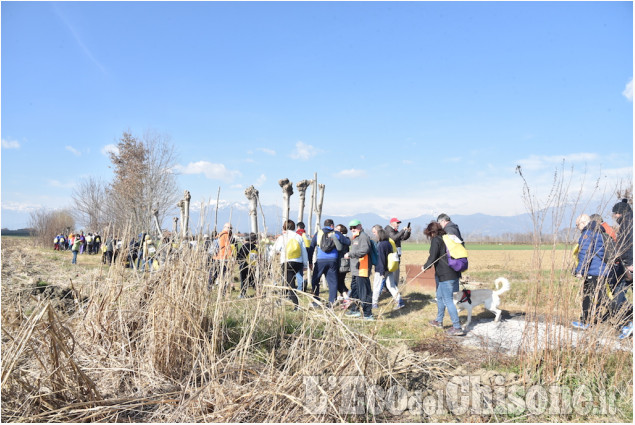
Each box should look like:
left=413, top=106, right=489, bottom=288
left=1, top=237, right=450, bottom=422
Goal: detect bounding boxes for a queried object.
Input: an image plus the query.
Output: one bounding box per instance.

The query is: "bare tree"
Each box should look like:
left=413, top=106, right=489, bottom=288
left=71, top=176, right=107, bottom=231
left=28, top=208, right=75, bottom=247
left=105, top=131, right=179, bottom=235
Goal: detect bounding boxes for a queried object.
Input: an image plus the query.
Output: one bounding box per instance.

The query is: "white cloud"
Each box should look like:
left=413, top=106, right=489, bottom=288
left=290, top=141, right=319, bottom=160
left=623, top=78, right=633, bottom=102
left=402, top=159, right=414, bottom=165
left=1, top=201, right=41, bottom=212
left=517, top=153, right=598, bottom=171
left=255, top=174, right=267, bottom=187
left=257, top=148, right=276, bottom=156
left=101, top=144, right=119, bottom=156
left=335, top=169, right=368, bottom=179
left=175, top=161, right=242, bottom=182
left=2, top=139, right=20, bottom=149
left=65, top=145, right=81, bottom=156
left=48, top=179, right=76, bottom=189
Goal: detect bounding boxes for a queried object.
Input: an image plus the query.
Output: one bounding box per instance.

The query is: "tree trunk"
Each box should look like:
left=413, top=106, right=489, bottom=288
left=244, top=185, right=260, bottom=235
left=296, top=179, right=311, bottom=224
left=308, top=174, right=317, bottom=234
left=173, top=217, right=179, bottom=238
left=182, top=190, right=191, bottom=239
left=177, top=199, right=185, bottom=239
left=152, top=207, right=162, bottom=237
left=278, top=178, right=293, bottom=224
left=316, top=184, right=325, bottom=232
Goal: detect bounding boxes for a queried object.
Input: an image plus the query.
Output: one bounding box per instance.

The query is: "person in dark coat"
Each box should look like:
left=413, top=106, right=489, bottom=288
left=611, top=199, right=633, bottom=339
left=423, top=221, right=464, bottom=336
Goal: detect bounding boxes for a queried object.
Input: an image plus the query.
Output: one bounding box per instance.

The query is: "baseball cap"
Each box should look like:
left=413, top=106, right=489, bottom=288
left=390, top=218, right=401, bottom=224
left=348, top=219, right=361, bottom=228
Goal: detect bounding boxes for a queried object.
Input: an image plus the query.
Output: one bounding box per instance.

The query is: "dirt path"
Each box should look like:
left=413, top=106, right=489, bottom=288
left=457, top=314, right=632, bottom=354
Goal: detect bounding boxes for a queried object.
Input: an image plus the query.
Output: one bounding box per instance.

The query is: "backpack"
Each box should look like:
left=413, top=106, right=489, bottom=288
left=248, top=249, right=259, bottom=266
left=387, top=252, right=399, bottom=272
left=318, top=230, right=336, bottom=253
left=301, top=233, right=311, bottom=248
left=208, top=239, right=219, bottom=256
left=369, top=240, right=379, bottom=266
left=442, top=234, right=469, bottom=272
left=286, top=237, right=302, bottom=260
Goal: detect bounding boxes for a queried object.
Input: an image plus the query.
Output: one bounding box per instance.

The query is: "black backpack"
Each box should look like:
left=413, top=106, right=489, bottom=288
left=319, top=230, right=336, bottom=253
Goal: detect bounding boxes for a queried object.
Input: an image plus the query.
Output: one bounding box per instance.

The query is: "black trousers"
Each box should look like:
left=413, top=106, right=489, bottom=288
left=348, top=275, right=372, bottom=317
left=283, top=261, right=303, bottom=306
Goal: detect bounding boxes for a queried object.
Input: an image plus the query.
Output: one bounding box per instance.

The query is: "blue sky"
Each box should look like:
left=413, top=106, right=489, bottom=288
left=1, top=1, right=633, bottom=229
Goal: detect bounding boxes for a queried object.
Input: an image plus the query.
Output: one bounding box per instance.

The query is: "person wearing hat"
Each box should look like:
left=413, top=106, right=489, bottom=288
left=343, top=219, right=374, bottom=320
left=384, top=217, right=411, bottom=287
left=611, top=199, right=633, bottom=339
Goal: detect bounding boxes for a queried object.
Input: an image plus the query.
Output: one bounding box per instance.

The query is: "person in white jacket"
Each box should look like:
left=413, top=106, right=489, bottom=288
left=272, top=219, right=309, bottom=310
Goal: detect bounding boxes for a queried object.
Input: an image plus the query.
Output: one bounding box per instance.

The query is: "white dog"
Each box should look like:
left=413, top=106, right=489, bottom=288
left=454, top=277, right=511, bottom=329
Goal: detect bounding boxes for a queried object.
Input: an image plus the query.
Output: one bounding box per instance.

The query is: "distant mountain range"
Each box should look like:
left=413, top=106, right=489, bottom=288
left=177, top=201, right=612, bottom=238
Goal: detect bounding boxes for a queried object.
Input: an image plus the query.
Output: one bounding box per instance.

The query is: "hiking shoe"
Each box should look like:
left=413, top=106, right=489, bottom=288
left=428, top=320, right=443, bottom=328
left=372, top=303, right=379, bottom=309
left=447, top=327, right=465, bottom=336
left=619, top=322, right=633, bottom=340
left=394, top=300, right=406, bottom=310
left=345, top=311, right=361, bottom=318
left=363, top=315, right=375, bottom=321
left=572, top=321, right=590, bottom=330
left=310, top=301, right=321, bottom=308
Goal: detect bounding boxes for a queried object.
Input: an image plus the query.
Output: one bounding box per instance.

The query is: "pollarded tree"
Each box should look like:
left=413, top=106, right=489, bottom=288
left=105, top=131, right=179, bottom=236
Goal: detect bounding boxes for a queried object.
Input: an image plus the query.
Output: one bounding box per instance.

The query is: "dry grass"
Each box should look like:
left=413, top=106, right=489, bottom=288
left=2, top=236, right=632, bottom=422
left=1, top=238, right=452, bottom=422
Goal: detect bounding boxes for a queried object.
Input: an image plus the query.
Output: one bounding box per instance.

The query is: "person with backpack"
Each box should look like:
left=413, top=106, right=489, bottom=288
left=611, top=199, right=633, bottom=339
left=295, top=221, right=312, bottom=291
left=54, top=234, right=60, bottom=251
left=209, top=223, right=234, bottom=289
left=93, top=233, right=102, bottom=254
left=71, top=232, right=82, bottom=264
left=343, top=219, right=374, bottom=320
left=272, top=220, right=308, bottom=309
left=571, top=214, right=612, bottom=330
left=237, top=232, right=259, bottom=298
left=308, top=219, right=342, bottom=308
left=334, top=224, right=352, bottom=307
left=423, top=221, right=464, bottom=336
left=371, top=225, right=405, bottom=311
left=384, top=217, right=411, bottom=286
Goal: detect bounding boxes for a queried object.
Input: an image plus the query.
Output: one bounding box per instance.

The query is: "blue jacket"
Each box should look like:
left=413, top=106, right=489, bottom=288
left=374, top=240, right=392, bottom=275
left=575, top=221, right=608, bottom=277
left=309, top=226, right=341, bottom=262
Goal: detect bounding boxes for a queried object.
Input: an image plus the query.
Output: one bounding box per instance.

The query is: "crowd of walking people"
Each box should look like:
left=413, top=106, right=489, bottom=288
left=54, top=198, right=633, bottom=339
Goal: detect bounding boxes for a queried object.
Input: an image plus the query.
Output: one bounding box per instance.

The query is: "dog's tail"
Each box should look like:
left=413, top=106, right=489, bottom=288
left=494, top=277, right=511, bottom=296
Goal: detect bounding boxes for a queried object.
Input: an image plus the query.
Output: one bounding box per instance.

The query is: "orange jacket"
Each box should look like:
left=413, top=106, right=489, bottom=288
left=213, top=230, right=233, bottom=260
left=601, top=222, right=617, bottom=241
